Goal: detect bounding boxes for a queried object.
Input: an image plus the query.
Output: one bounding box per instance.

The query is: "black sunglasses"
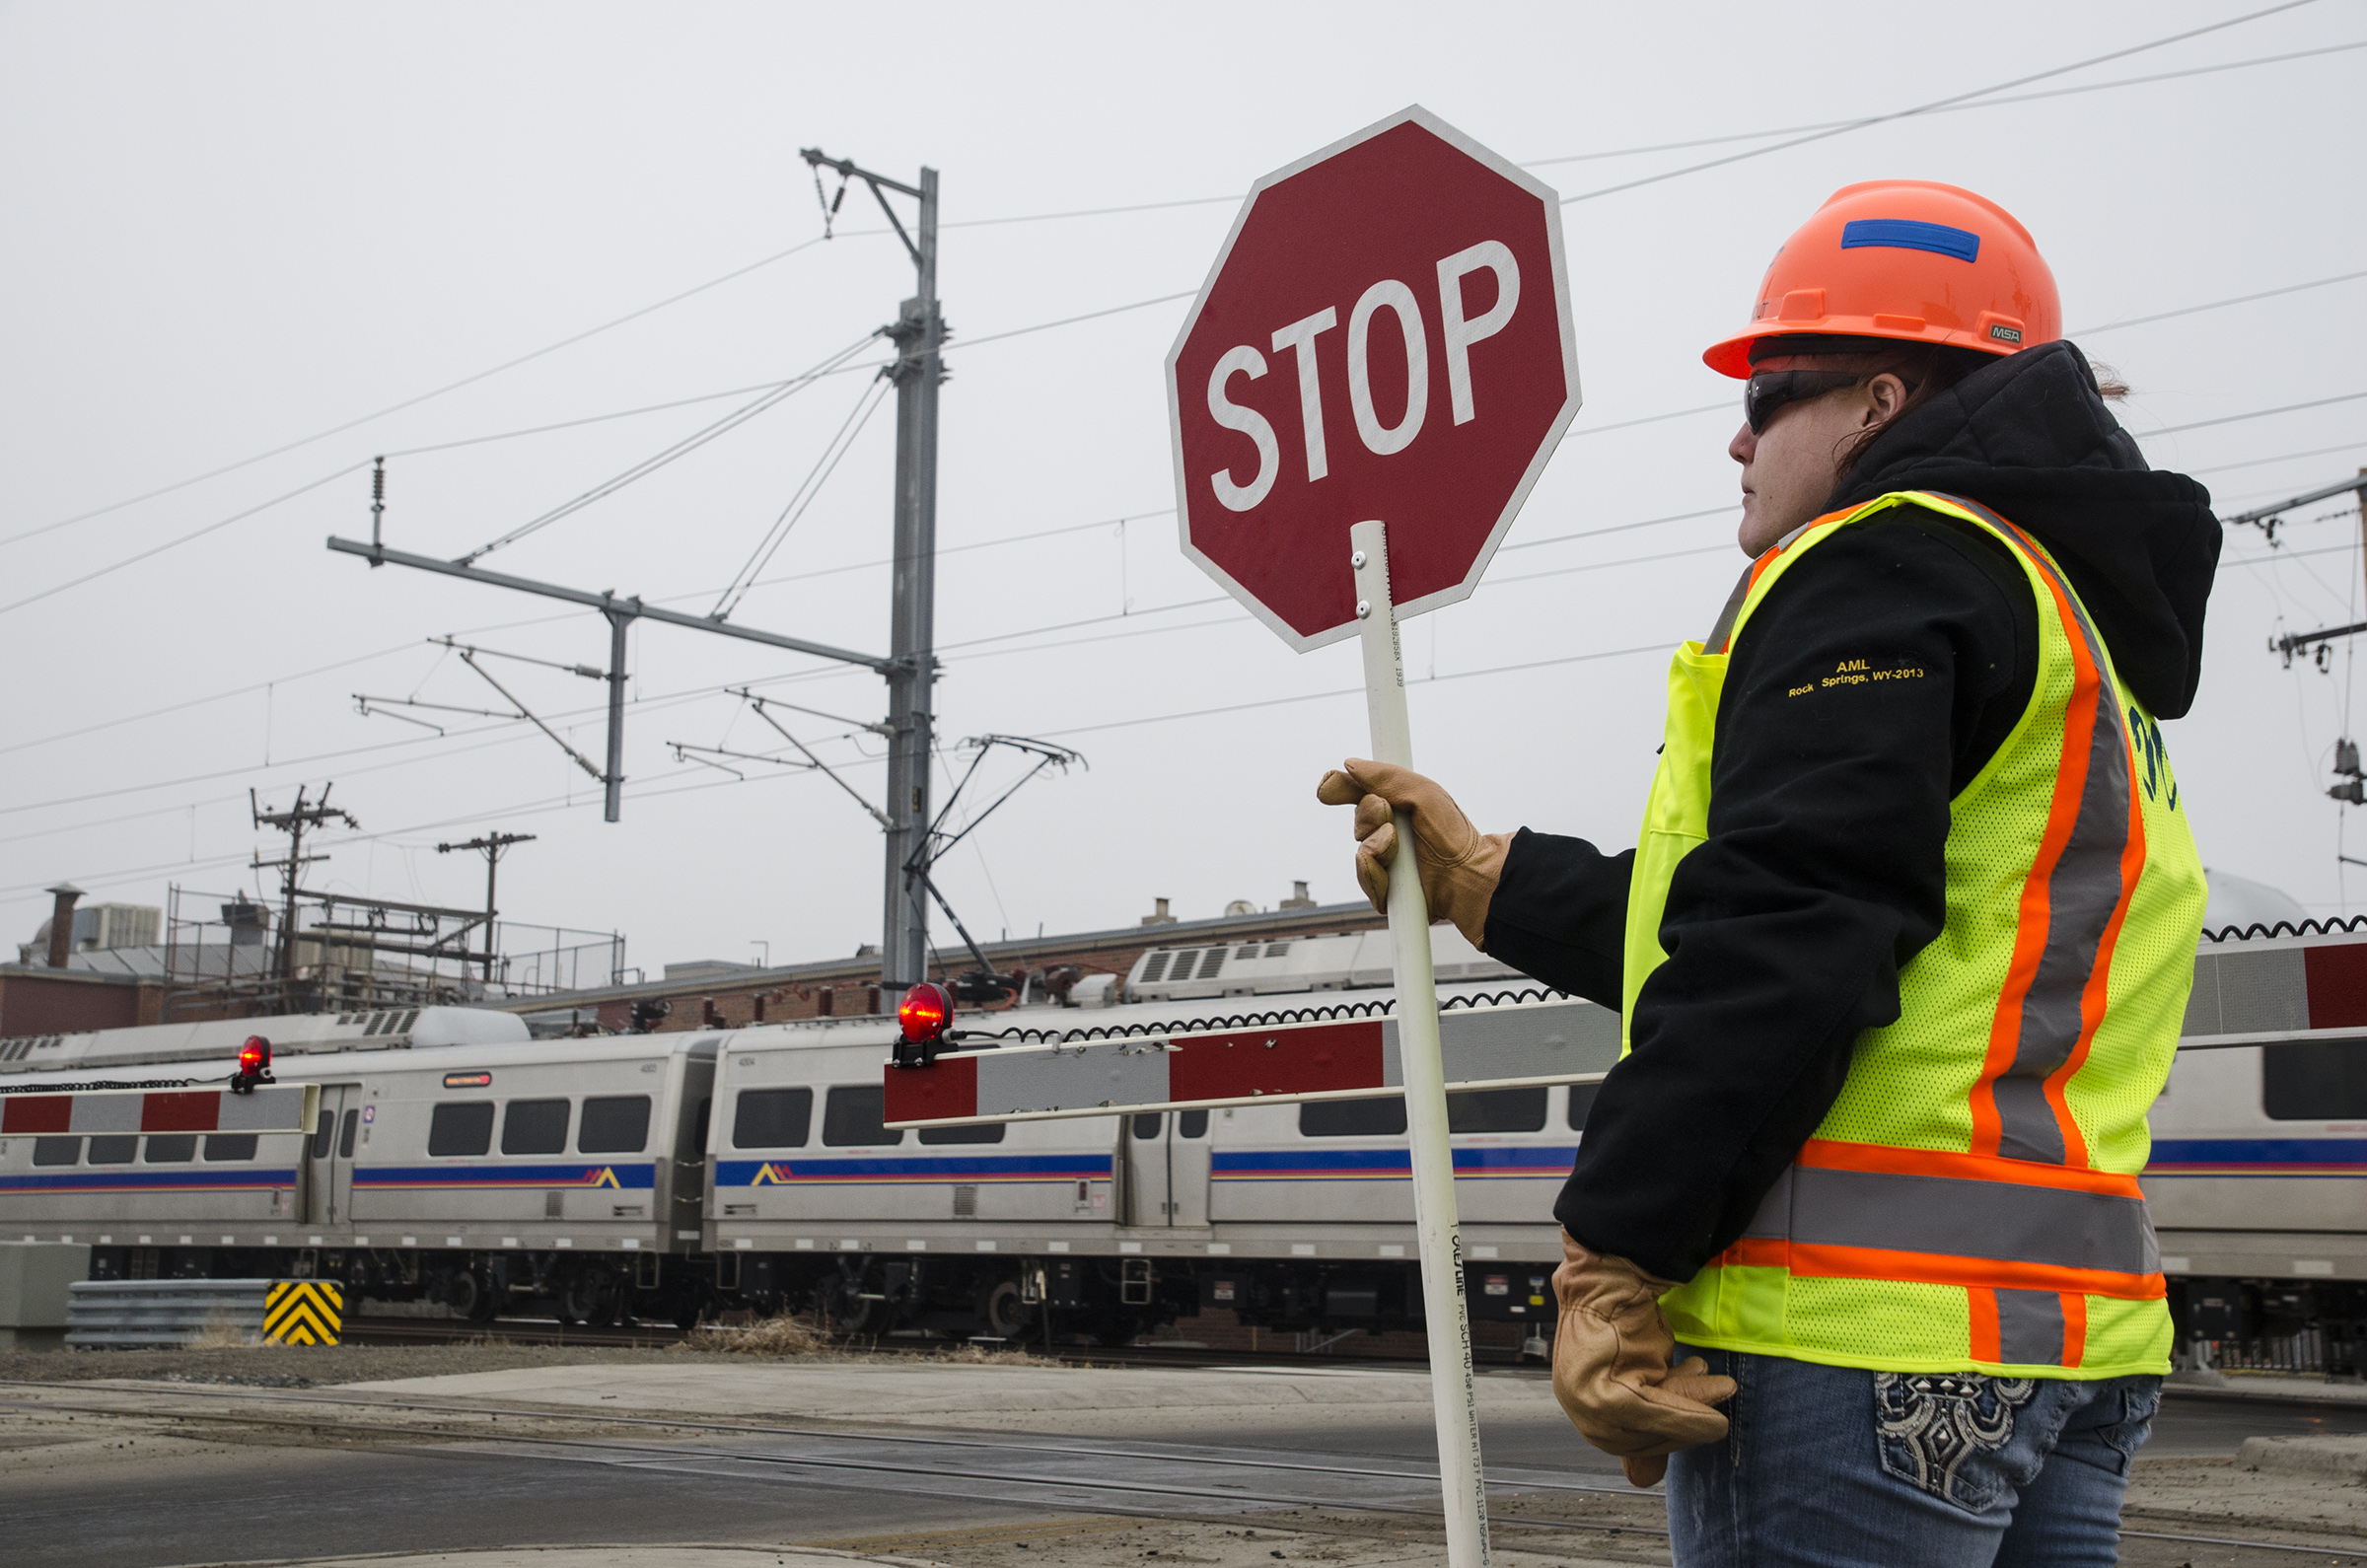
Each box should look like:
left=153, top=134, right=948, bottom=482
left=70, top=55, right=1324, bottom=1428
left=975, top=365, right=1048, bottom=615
left=1744, top=370, right=1868, bottom=435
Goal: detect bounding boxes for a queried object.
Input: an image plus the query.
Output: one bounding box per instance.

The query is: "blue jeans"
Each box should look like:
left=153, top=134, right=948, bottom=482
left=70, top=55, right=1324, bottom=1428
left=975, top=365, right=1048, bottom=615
left=1666, top=1346, right=2161, bottom=1567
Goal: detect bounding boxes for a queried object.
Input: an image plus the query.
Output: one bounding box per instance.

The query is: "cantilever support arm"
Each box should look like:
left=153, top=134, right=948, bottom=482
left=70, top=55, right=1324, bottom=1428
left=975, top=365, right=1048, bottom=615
left=325, top=537, right=893, bottom=674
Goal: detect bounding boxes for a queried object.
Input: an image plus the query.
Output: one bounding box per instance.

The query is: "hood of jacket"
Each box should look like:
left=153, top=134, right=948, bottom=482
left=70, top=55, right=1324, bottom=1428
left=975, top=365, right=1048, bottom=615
left=1826, top=339, right=2221, bottom=720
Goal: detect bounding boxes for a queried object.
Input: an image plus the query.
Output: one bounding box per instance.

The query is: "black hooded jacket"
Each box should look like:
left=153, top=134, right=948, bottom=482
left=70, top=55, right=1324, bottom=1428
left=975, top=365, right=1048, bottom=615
left=1483, top=341, right=2222, bottom=1283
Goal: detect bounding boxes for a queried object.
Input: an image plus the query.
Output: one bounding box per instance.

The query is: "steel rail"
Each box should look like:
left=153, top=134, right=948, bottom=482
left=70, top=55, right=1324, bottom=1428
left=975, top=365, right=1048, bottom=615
left=0, top=1388, right=1662, bottom=1542
left=3, top=1381, right=2357, bottom=1557
left=0, top=1380, right=1636, bottom=1499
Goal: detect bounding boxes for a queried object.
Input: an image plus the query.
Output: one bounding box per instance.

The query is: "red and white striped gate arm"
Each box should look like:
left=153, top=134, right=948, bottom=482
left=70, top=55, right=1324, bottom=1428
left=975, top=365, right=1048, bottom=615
left=884, top=995, right=1616, bottom=1127
left=2186, top=926, right=2367, bottom=1042
left=0, top=1083, right=317, bottom=1135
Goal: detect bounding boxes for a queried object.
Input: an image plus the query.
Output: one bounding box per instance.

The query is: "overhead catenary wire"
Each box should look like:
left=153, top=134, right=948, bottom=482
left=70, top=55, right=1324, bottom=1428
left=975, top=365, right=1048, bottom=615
left=3, top=326, right=2350, bottom=783
left=453, top=332, right=881, bottom=566
left=1554, top=1, right=2323, bottom=206
left=13, top=14, right=2349, bottom=565
left=0, top=371, right=2347, bottom=804
left=0, top=463, right=369, bottom=620
left=710, top=374, right=896, bottom=621
left=911, top=36, right=2367, bottom=227
left=367, top=258, right=2367, bottom=481
left=1523, top=38, right=2367, bottom=169
left=0, top=234, right=847, bottom=551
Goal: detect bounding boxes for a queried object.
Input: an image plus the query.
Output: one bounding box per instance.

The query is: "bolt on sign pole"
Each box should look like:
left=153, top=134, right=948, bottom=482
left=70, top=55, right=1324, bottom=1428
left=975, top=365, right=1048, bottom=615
left=1164, top=107, right=1580, bottom=1568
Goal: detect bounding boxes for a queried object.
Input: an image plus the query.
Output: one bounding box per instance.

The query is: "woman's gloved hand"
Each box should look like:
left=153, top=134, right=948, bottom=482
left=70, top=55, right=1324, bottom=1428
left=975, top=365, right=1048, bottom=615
left=1550, top=1231, right=1737, bottom=1488
left=1313, top=759, right=1508, bottom=948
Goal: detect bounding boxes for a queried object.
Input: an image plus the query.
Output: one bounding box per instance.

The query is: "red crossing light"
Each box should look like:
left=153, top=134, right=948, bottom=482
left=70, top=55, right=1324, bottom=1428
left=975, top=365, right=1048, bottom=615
left=232, top=1034, right=273, bottom=1094
left=898, top=982, right=951, bottom=1044
left=893, top=983, right=954, bottom=1070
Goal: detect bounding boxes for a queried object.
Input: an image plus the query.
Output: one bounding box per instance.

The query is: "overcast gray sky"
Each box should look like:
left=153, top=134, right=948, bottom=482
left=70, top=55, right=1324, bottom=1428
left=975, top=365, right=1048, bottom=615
left=4, top=1, right=2365, bottom=978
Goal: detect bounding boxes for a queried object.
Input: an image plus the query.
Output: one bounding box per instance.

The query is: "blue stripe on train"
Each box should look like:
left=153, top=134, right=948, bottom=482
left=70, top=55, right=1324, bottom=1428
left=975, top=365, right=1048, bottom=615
left=353, top=1162, right=656, bottom=1190
left=1212, top=1147, right=1578, bottom=1179
left=0, top=1167, right=300, bottom=1194
left=2148, top=1137, right=2367, bottom=1175
left=719, top=1155, right=1113, bottom=1185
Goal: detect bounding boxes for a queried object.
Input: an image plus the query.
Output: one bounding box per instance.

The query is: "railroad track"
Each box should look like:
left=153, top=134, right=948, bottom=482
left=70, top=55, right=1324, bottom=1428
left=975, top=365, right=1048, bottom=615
left=342, top=1314, right=1542, bottom=1374
left=342, top=1315, right=692, bottom=1350
left=2, top=1378, right=2355, bottom=1564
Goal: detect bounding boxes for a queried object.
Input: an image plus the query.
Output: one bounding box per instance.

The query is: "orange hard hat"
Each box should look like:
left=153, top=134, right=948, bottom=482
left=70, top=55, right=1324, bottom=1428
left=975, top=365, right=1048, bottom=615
left=1702, top=180, right=2060, bottom=379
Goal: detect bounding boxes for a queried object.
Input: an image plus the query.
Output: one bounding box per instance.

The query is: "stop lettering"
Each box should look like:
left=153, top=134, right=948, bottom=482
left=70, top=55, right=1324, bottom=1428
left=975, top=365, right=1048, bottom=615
left=1167, top=107, right=1581, bottom=650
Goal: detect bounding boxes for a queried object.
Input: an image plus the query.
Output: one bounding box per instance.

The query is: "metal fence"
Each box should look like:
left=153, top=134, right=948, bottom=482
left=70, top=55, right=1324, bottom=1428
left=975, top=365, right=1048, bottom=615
left=65, top=1278, right=268, bottom=1349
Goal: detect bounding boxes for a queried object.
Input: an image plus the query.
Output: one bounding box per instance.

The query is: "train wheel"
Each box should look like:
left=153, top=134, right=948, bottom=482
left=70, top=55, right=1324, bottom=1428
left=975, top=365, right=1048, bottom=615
left=980, top=1278, right=1034, bottom=1340
left=449, top=1268, right=500, bottom=1323
left=562, top=1268, right=621, bottom=1328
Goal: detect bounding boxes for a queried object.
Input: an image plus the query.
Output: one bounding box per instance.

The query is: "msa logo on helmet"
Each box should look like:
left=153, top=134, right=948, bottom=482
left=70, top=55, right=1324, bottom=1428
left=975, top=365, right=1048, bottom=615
left=1988, top=323, right=2024, bottom=344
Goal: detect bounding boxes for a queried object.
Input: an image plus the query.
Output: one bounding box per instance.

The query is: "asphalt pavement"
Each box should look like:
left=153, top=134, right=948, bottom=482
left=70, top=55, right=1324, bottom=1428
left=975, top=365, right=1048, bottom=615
left=5, top=1365, right=2365, bottom=1568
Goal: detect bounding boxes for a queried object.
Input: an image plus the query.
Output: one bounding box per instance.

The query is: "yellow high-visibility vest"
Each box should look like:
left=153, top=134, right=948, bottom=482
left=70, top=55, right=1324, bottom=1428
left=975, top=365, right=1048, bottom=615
left=1620, top=490, right=2205, bottom=1379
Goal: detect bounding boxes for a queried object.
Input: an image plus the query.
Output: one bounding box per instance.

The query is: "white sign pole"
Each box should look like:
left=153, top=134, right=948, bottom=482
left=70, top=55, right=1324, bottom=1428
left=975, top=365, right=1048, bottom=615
left=1349, top=518, right=1490, bottom=1568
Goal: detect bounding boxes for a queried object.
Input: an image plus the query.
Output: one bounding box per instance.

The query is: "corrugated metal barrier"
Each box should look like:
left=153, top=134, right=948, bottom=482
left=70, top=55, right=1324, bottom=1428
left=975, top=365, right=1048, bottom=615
left=66, top=1278, right=271, bottom=1348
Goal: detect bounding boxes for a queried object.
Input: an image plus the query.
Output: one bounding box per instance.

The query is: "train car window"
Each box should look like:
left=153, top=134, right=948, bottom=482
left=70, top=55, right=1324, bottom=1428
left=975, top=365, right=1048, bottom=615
left=1131, top=1112, right=1164, bottom=1139
left=919, top=1121, right=1005, bottom=1145
left=339, top=1107, right=361, bottom=1158
left=579, top=1095, right=652, bottom=1154
left=311, top=1110, right=334, bottom=1161
left=1300, top=1098, right=1407, bottom=1137
left=1567, top=1083, right=1602, bottom=1130
left=429, top=1102, right=494, bottom=1157
left=32, top=1136, right=80, bottom=1166
left=732, top=1088, right=813, bottom=1149
left=1449, top=1087, right=1547, bottom=1134
left=203, top=1134, right=258, bottom=1162
left=2264, top=1039, right=2367, bottom=1119
left=823, top=1086, right=902, bottom=1147
left=144, top=1135, right=197, bottom=1163
left=86, top=1135, right=136, bottom=1165
left=1179, top=1109, right=1209, bottom=1139
left=502, top=1099, right=571, bottom=1155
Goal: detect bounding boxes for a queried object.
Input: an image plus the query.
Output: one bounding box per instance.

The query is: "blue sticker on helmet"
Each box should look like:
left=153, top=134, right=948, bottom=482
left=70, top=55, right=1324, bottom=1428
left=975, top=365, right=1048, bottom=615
left=1839, top=219, right=1980, bottom=263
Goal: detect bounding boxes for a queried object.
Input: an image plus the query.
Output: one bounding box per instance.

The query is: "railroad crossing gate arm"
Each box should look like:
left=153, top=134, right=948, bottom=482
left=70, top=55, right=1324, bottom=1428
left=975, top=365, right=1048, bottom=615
left=0, top=1083, right=318, bottom=1136
left=882, top=995, right=1614, bottom=1126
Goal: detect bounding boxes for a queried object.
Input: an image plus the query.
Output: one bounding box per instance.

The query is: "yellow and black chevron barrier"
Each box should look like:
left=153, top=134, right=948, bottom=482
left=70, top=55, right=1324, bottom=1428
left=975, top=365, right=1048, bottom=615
left=263, top=1280, right=343, bottom=1346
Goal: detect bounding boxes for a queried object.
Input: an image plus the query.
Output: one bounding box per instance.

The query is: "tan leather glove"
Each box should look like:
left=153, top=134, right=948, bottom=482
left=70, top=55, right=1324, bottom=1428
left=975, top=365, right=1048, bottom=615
left=1550, top=1231, right=1736, bottom=1488
left=1313, top=759, right=1509, bottom=948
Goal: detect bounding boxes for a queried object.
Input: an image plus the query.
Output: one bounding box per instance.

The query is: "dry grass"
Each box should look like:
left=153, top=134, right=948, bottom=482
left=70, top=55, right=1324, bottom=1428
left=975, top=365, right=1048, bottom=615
left=922, top=1339, right=1054, bottom=1366
left=182, top=1310, right=266, bottom=1350
left=677, top=1312, right=1053, bottom=1365
left=679, top=1312, right=829, bottom=1357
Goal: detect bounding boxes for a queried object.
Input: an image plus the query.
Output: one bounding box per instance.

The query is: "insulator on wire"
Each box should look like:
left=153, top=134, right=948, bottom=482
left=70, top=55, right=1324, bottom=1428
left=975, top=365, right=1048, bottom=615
left=2338, top=738, right=2362, bottom=778
left=2331, top=778, right=2365, bottom=806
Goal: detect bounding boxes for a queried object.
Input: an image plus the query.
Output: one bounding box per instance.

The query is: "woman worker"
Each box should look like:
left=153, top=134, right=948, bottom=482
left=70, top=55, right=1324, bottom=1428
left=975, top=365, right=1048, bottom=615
left=1319, top=180, right=2221, bottom=1566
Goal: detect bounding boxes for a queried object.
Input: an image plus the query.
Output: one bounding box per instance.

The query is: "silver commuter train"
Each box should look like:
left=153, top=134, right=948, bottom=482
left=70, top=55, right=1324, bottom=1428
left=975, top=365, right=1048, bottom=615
left=0, top=920, right=2361, bottom=1361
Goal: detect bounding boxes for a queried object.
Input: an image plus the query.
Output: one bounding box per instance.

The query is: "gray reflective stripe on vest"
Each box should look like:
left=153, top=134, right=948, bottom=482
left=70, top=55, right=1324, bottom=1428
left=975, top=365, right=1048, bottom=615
left=1998, top=1288, right=2067, bottom=1365
left=1931, top=494, right=2136, bottom=1168
left=1743, top=1164, right=2161, bottom=1276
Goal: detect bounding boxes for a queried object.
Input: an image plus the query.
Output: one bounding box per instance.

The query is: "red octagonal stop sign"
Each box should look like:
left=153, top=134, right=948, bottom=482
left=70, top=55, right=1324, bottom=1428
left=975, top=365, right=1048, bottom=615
left=1167, top=107, right=1580, bottom=650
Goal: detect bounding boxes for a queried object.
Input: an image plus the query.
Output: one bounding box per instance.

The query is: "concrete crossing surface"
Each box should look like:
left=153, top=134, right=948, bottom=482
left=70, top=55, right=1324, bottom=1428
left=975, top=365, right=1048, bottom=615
left=0, top=1356, right=2362, bottom=1567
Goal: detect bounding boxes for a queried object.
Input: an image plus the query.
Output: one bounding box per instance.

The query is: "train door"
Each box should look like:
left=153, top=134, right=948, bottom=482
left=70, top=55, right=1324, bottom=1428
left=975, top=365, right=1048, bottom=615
left=1120, top=1114, right=1164, bottom=1226
left=305, top=1084, right=360, bottom=1227
left=1169, top=1108, right=1210, bottom=1227
left=1121, top=1111, right=1211, bottom=1229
